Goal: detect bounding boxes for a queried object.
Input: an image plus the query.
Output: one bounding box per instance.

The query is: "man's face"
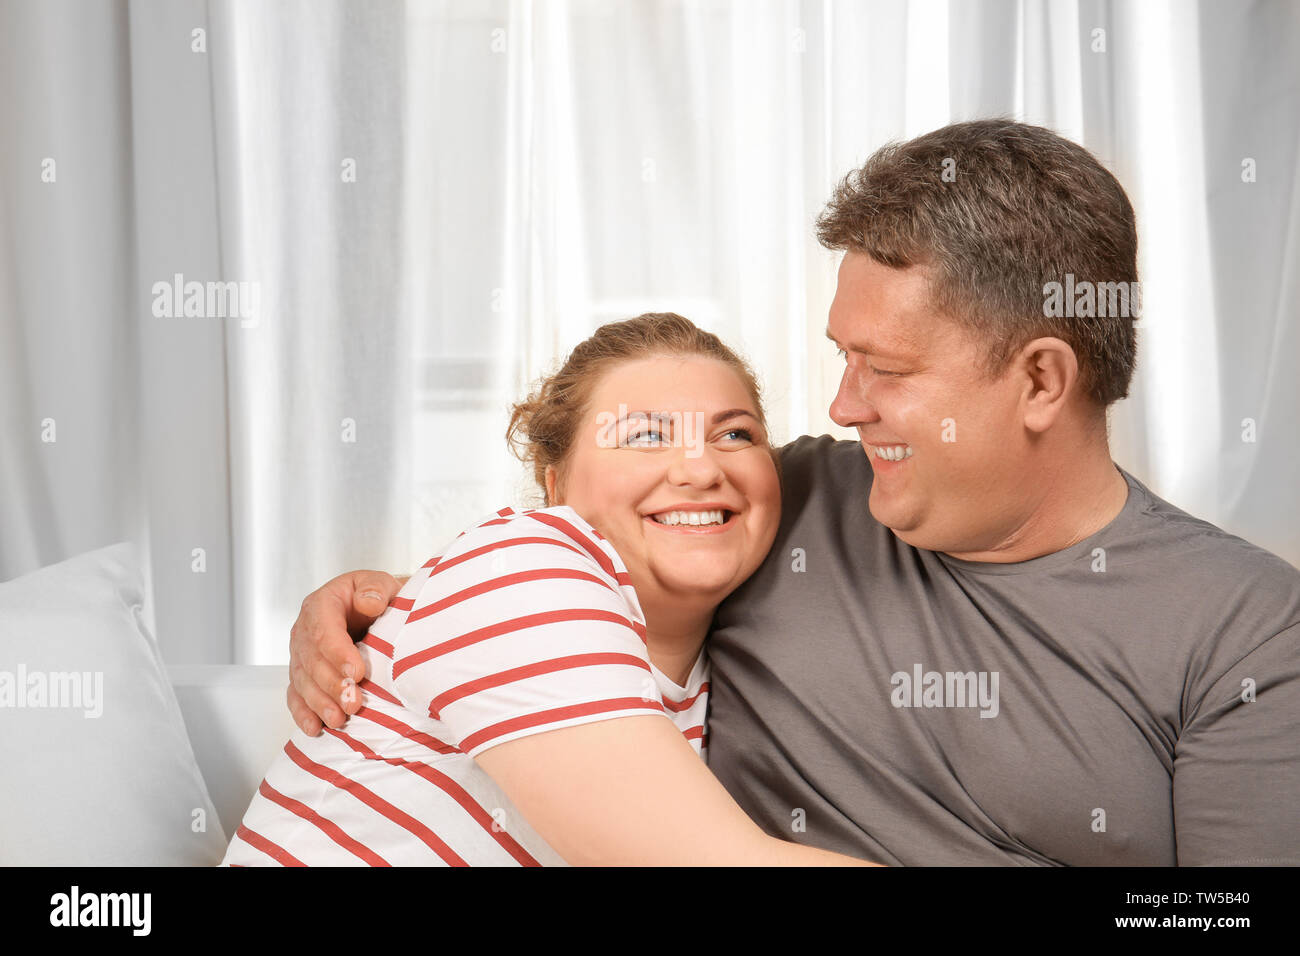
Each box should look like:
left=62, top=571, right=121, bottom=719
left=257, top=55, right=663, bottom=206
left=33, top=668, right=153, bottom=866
left=826, top=252, right=1031, bottom=555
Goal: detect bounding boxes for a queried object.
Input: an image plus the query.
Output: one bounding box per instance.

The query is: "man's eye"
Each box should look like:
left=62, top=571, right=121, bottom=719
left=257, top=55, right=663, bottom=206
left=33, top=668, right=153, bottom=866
left=835, top=347, right=847, bottom=360
left=869, top=365, right=900, bottom=377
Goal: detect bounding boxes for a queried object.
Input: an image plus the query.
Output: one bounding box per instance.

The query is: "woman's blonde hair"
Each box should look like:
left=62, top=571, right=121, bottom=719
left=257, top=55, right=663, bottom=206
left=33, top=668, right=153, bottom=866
left=506, top=312, right=774, bottom=505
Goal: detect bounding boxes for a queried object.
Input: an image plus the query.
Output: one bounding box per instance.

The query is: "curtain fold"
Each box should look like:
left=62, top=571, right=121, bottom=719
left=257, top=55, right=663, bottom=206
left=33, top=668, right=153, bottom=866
left=0, top=0, right=144, bottom=591
left=208, top=0, right=416, bottom=662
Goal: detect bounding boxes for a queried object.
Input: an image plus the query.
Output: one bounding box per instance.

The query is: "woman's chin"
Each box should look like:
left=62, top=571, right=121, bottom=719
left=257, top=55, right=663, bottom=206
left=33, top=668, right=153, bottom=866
left=649, top=567, right=742, bottom=604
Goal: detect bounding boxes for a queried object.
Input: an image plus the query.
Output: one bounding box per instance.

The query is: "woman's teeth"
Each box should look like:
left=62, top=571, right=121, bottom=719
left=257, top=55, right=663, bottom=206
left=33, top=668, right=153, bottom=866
left=873, top=444, right=913, bottom=461
left=651, top=509, right=728, bottom=526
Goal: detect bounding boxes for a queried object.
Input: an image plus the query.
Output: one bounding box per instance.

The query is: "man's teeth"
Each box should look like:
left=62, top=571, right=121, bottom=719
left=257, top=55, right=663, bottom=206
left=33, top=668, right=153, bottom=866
left=650, top=509, right=728, bottom=526
left=873, top=444, right=913, bottom=461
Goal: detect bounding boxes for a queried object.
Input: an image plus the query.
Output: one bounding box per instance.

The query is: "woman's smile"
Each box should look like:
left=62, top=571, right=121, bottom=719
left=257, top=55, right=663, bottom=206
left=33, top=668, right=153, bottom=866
left=643, top=503, right=741, bottom=533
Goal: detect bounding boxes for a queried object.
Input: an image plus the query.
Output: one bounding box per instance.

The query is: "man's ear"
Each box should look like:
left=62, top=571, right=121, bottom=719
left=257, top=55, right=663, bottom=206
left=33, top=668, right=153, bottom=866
left=544, top=464, right=560, bottom=507
left=1017, top=337, right=1079, bottom=433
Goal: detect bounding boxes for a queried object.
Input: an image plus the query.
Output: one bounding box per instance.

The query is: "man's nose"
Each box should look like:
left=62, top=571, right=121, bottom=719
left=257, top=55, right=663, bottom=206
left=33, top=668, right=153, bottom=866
left=829, top=366, right=878, bottom=427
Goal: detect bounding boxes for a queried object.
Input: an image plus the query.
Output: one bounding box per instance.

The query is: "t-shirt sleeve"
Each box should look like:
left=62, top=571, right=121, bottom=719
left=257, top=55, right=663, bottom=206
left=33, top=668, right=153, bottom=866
left=1172, top=621, right=1300, bottom=865
left=389, top=517, right=667, bottom=758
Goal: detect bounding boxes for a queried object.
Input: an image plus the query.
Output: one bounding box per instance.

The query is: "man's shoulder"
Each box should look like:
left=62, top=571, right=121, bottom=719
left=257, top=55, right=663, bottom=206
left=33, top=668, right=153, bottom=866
left=1116, top=470, right=1300, bottom=636
left=778, top=432, right=865, bottom=464
left=776, top=434, right=870, bottom=488
left=770, top=434, right=881, bottom=532
left=1122, top=472, right=1300, bottom=582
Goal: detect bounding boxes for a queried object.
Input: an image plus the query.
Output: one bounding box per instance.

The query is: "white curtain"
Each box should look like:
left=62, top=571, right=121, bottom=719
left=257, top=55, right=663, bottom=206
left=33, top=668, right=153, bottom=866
left=3, top=0, right=1297, bottom=665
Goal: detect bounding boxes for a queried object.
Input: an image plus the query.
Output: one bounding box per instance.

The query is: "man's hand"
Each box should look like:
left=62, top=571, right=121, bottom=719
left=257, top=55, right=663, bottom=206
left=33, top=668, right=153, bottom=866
left=287, top=570, right=406, bottom=735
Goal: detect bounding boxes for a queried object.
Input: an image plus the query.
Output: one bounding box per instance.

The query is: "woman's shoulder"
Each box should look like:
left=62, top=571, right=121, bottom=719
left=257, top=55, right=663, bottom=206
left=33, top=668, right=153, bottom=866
left=421, top=504, right=631, bottom=588
left=387, top=504, right=647, bottom=675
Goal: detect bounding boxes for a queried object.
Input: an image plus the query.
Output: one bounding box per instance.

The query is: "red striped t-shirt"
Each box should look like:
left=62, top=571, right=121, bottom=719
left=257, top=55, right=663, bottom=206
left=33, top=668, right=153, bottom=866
left=222, top=505, right=710, bottom=866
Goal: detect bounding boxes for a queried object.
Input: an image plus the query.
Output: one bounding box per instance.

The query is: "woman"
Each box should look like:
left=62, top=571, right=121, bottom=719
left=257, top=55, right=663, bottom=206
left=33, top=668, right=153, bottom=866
left=223, top=313, right=876, bottom=866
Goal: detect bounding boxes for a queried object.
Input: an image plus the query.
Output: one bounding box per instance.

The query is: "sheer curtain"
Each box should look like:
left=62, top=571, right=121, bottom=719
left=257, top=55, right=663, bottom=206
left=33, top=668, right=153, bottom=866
left=206, top=2, right=416, bottom=663
left=2, top=0, right=1296, bottom=665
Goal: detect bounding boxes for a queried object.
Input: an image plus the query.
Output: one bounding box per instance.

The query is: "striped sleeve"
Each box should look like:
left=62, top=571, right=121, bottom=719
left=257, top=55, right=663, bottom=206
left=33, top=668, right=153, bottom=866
left=390, top=512, right=668, bottom=758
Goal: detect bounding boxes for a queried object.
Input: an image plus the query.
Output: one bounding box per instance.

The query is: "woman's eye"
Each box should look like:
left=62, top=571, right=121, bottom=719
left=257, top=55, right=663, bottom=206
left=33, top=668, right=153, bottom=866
left=624, top=428, right=666, bottom=446
left=719, top=428, right=754, bottom=444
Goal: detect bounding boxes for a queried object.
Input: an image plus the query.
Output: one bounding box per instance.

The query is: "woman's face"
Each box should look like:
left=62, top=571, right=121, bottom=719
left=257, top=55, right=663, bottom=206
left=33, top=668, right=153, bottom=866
left=548, top=354, right=781, bottom=615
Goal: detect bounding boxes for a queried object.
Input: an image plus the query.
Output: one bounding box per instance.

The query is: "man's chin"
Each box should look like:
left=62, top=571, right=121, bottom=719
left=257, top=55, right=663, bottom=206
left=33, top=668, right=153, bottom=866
left=868, top=488, right=913, bottom=530
left=869, top=495, right=935, bottom=542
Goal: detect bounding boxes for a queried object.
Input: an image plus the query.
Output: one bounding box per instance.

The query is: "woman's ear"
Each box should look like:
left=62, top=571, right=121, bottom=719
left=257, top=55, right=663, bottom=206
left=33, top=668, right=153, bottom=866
left=544, top=465, right=560, bottom=507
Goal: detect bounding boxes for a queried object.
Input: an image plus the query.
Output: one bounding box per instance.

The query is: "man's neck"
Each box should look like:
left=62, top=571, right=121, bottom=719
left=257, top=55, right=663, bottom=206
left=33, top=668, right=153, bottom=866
left=942, top=442, right=1130, bottom=564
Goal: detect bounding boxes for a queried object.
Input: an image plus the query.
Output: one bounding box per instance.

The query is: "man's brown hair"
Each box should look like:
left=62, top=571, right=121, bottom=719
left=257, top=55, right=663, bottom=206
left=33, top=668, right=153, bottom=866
left=816, top=118, right=1139, bottom=407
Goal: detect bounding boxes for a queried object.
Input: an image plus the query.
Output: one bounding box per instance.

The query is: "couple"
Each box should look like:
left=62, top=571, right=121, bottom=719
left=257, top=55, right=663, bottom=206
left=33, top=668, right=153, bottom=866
left=229, top=119, right=1300, bottom=866
left=224, top=311, right=868, bottom=865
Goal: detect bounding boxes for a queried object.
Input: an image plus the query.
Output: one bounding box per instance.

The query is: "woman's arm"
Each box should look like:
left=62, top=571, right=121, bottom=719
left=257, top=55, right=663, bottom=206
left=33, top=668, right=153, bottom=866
left=475, top=713, right=879, bottom=866
left=288, top=567, right=877, bottom=864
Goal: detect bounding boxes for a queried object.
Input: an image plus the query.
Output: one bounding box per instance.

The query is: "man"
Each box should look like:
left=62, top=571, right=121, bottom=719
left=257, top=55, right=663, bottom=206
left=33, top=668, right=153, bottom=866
left=288, top=119, right=1300, bottom=865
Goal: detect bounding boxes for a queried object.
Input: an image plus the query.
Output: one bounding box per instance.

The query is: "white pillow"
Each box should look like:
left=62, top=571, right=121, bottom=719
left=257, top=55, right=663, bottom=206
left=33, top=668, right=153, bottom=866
left=0, top=542, right=228, bottom=865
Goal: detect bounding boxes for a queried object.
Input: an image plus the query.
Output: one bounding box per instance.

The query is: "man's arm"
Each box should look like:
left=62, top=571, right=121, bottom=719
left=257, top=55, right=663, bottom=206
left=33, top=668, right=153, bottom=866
left=287, top=570, right=408, bottom=735
left=1173, top=622, right=1300, bottom=865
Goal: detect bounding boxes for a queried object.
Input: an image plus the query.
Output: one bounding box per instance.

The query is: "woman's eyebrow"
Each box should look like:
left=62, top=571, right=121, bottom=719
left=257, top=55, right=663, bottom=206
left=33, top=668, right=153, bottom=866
left=711, top=409, right=760, bottom=425
left=610, top=409, right=758, bottom=427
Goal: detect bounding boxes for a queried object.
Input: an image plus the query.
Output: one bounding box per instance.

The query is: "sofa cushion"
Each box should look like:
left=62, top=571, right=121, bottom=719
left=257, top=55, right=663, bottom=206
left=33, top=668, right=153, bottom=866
left=0, top=541, right=227, bottom=865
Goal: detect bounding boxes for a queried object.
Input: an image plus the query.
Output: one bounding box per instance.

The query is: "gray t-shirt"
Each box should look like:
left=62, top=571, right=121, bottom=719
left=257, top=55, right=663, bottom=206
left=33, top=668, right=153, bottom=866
left=706, top=435, right=1300, bottom=865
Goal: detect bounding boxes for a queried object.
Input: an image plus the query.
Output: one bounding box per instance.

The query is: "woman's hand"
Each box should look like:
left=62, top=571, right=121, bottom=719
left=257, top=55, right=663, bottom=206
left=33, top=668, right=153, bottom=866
left=287, top=569, right=406, bottom=735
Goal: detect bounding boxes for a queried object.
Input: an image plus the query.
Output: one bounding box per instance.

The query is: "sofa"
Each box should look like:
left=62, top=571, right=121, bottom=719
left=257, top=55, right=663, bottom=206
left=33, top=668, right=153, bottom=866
left=170, top=664, right=297, bottom=849
left=0, top=541, right=296, bottom=865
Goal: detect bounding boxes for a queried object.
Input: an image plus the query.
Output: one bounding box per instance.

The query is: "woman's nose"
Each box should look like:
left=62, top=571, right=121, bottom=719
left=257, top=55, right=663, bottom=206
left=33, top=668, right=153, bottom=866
left=666, top=441, right=725, bottom=488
